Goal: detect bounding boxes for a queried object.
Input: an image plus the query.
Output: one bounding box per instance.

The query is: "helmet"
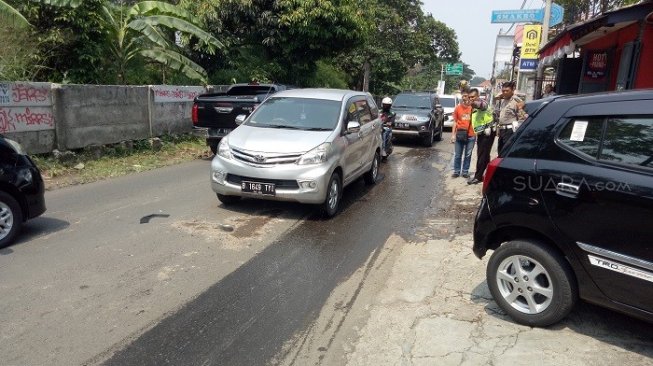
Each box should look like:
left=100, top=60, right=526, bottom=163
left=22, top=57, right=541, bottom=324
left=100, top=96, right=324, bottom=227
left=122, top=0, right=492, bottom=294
left=382, top=97, right=392, bottom=105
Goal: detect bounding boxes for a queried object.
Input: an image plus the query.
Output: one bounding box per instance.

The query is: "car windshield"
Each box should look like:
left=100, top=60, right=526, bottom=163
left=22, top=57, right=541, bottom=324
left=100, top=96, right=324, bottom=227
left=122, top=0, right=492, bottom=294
left=439, top=97, right=456, bottom=108
left=246, top=97, right=340, bottom=130
left=393, top=94, right=432, bottom=109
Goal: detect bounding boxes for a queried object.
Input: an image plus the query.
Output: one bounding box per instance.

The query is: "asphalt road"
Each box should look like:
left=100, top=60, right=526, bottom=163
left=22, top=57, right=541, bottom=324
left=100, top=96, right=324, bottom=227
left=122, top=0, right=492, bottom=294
left=102, top=142, right=448, bottom=366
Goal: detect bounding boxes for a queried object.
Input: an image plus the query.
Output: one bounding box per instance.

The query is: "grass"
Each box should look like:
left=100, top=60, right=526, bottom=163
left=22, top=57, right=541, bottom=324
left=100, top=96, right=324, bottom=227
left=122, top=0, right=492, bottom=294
left=31, top=134, right=212, bottom=190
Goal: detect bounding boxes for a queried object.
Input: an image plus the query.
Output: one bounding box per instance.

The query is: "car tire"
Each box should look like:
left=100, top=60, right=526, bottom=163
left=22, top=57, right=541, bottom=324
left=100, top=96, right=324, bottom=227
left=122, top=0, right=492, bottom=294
left=0, top=191, right=23, bottom=248
left=209, top=143, right=218, bottom=155
left=216, top=193, right=240, bottom=205
left=422, top=125, right=434, bottom=147
left=322, top=172, right=342, bottom=218
left=364, top=151, right=380, bottom=185
left=486, top=240, right=578, bottom=327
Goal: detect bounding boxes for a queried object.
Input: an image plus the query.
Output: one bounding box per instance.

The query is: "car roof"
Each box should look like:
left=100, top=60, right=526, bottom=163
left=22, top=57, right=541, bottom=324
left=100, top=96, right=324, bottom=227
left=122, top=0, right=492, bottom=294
left=272, top=88, right=365, bottom=101
left=397, top=91, right=436, bottom=96
left=438, top=94, right=458, bottom=99
left=551, top=88, right=653, bottom=104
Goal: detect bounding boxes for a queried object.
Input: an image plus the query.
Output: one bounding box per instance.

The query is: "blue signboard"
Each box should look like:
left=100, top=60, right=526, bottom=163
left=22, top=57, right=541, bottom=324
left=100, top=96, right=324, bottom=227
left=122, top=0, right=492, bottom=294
left=519, top=59, right=539, bottom=71
left=491, top=9, right=540, bottom=23
left=491, top=3, right=564, bottom=27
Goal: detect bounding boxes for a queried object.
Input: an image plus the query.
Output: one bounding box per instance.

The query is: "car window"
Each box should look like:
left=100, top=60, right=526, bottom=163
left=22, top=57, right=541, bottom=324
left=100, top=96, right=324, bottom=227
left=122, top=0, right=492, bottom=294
left=353, top=99, right=372, bottom=125
left=246, top=97, right=341, bottom=130
left=557, top=117, right=605, bottom=159
left=600, top=115, right=653, bottom=168
left=440, top=97, right=456, bottom=108
left=393, top=94, right=432, bottom=109
left=366, top=96, right=379, bottom=119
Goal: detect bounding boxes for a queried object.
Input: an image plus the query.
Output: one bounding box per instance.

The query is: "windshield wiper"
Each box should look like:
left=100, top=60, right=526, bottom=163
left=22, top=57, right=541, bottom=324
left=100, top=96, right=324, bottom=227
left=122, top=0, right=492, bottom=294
left=302, top=127, right=332, bottom=131
left=268, top=125, right=302, bottom=129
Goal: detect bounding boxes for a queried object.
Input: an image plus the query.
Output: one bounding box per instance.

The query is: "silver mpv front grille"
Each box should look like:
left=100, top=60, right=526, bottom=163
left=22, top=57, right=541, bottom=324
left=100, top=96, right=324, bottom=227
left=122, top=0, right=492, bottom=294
left=232, top=148, right=301, bottom=166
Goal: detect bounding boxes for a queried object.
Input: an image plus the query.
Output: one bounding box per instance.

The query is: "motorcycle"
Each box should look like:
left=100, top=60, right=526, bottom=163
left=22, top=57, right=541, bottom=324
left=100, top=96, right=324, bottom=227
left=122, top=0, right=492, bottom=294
left=379, top=111, right=394, bottom=161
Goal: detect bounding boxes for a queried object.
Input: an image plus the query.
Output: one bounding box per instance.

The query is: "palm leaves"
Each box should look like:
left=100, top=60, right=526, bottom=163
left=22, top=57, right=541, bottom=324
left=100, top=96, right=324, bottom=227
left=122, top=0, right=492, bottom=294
left=104, top=1, right=223, bottom=84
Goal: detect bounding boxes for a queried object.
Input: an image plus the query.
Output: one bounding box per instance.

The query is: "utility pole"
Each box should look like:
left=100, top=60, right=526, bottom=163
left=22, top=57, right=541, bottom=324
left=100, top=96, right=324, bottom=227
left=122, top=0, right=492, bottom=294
left=440, top=64, right=444, bottom=81
left=534, top=0, right=552, bottom=99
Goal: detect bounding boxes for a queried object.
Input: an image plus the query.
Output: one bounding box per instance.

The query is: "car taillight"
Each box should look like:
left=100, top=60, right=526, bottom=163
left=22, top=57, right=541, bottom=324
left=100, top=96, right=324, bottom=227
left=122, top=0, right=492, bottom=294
left=483, top=157, right=503, bottom=194
left=192, top=104, right=198, bottom=125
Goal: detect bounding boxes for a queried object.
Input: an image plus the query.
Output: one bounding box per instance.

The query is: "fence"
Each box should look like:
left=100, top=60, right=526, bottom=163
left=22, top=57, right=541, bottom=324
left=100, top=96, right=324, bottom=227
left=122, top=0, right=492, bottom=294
left=0, top=82, right=228, bottom=154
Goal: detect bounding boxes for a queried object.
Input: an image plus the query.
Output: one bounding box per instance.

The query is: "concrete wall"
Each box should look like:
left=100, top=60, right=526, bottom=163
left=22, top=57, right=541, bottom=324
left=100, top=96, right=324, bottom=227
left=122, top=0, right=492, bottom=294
left=0, top=82, right=229, bottom=154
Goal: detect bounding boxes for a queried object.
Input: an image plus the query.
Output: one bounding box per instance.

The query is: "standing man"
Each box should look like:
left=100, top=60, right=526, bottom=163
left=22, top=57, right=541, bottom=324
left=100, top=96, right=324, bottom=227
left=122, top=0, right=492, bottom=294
left=467, top=89, right=494, bottom=185
left=450, top=89, right=475, bottom=178
left=496, top=81, right=525, bottom=153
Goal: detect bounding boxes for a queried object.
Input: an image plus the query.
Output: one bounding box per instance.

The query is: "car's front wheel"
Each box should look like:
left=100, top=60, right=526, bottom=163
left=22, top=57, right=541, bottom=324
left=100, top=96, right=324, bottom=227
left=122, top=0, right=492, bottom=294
left=486, top=240, right=578, bottom=327
left=421, top=124, right=434, bottom=147
left=0, top=191, right=22, bottom=248
left=322, top=172, right=342, bottom=218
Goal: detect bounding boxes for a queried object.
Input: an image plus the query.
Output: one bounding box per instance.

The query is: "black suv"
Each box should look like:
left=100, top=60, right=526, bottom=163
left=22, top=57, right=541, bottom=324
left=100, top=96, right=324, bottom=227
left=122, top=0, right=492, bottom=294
left=0, top=136, right=46, bottom=248
left=474, top=89, right=653, bottom=327
left=390, top=92, right=444, bottom=146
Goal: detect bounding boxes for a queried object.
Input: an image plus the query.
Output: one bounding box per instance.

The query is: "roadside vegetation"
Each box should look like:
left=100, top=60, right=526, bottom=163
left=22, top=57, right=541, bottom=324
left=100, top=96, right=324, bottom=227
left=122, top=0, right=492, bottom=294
left=31, top=134, right=211, bottom=190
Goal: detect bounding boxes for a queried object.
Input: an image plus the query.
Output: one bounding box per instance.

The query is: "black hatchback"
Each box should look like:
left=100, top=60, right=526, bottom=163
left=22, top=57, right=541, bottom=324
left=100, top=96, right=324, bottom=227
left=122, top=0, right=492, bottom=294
left=474, top=89, right=653, bottom=327
left=0, top=135, right=46, bottom=248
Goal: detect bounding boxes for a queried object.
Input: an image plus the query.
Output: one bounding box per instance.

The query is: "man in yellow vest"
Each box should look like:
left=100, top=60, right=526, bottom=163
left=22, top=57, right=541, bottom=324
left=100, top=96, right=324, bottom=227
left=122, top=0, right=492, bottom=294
left=468, top=88, right=494, bottom=185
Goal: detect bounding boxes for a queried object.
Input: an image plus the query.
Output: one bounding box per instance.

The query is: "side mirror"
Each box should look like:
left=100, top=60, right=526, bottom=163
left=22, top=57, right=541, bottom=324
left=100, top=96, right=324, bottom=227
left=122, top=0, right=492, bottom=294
left=346, top=121, right=361, bottom=134
left=235, top=114, right=246, bottom=125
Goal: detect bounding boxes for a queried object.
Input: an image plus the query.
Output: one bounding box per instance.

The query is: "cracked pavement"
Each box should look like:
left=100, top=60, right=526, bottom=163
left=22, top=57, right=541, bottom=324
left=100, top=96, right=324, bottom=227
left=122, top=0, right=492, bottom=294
left=341, top=155, right=653, bottom=366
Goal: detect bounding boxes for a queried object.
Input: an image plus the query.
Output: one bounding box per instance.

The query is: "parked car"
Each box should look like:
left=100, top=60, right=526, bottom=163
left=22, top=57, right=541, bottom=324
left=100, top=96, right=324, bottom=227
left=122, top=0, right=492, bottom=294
left=0, top=135, right=46, bottom=248
left=474, top=89, right=653, bottom=327
left=391, top=92, right=444, bottom=146
left=210, top=89, right=382, bottom=217
left=439, top=94, right=460, bottom=129
left=192, top=83, right=291, bottom=154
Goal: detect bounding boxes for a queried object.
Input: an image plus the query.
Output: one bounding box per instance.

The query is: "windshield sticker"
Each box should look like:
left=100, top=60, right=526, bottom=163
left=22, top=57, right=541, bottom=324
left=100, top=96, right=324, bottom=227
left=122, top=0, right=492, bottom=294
left=570, top=120, right=588, bottom=141
left=588, top=255, right=653, bottom=283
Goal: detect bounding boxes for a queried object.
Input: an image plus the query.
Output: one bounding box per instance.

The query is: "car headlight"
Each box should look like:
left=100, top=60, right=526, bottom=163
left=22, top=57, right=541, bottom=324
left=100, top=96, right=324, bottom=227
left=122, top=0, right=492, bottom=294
left=5, top=137, right=26, bottom=155
left=297, top=142, right=331, bottom=165
left=218, top=136, right=232, bottom=160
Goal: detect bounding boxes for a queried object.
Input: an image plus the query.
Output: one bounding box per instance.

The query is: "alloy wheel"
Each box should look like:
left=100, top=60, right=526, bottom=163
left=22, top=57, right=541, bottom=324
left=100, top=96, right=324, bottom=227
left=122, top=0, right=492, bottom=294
left=0, top=202, right=14, bottom=241
left=495, top=255, right=553, bottom=314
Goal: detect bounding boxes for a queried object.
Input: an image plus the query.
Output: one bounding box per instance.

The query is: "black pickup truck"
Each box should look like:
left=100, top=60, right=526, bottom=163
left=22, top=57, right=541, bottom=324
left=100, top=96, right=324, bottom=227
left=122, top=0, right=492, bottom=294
left=192, top=83, right=290, bottom=154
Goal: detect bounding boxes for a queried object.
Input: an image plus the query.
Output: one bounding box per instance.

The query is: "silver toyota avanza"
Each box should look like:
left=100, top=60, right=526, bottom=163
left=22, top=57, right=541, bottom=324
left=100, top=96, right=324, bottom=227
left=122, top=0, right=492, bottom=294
left=210, top=89, right=382, bottom=217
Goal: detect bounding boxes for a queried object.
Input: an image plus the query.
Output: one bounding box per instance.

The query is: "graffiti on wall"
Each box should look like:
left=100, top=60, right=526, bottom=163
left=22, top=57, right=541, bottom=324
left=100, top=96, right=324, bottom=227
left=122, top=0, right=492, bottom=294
left=0, top=82, right=54, bottom=133
left=152, top=85, right=206, bottom=103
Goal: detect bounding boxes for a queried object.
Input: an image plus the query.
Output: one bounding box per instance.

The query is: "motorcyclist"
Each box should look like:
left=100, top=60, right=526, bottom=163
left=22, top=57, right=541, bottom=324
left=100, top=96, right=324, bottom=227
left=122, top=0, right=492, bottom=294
left=380, top=97, right=395, bottom=160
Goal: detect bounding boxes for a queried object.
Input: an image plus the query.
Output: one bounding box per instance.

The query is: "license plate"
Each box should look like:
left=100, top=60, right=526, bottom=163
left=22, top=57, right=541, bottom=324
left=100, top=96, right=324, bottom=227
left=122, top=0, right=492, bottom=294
left=241, top=181, right=276, bottom=196
left=394, top=122, right=410, bottom=129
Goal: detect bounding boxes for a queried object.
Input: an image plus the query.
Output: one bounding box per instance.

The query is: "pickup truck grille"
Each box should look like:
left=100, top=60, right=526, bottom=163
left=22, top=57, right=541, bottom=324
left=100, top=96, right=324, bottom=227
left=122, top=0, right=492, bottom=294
left=226, top=174, right=299, bottom=189
left=232, top=148, right=301, bottom=165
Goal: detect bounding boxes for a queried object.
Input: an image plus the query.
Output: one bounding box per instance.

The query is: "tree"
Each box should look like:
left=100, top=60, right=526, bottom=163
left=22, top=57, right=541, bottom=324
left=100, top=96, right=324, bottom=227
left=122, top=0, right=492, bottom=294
left=180, top=0, right=365, bottom=85
left=0, top=0, right=30, bottom=28
left=6, top=0, right=220, bottom=84
left=556, top=0, right=642, bottom=24
left=101, top=1, right=222, bottom=84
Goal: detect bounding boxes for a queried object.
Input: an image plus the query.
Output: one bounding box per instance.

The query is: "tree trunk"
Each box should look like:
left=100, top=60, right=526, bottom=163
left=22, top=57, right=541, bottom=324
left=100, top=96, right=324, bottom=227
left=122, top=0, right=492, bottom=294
left=362, top=61, right=370, bottom=92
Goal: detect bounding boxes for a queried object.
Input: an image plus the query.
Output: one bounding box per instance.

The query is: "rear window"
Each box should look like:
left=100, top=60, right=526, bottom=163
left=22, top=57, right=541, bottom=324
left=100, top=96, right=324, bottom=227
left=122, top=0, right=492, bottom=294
left=601, top=116, right=653, bottom=168
left=228, top=85, right=275, bottom=96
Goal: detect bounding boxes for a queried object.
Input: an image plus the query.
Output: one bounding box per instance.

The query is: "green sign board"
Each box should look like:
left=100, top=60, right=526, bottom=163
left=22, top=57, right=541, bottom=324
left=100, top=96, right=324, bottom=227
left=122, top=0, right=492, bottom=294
left=445, top=63, right=463, bottom=76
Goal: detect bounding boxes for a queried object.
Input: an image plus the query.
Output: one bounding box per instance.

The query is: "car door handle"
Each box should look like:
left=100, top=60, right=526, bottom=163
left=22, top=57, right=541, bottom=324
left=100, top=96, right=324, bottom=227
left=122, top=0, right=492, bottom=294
left=556, top=182, right=580, bottom=197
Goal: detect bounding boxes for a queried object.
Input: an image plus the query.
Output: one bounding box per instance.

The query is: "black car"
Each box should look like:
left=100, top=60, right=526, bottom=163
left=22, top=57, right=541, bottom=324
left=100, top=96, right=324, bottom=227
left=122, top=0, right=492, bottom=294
left=474, top=89, right=653, bottom=327
left=390, top=92, right=444, bottom=146
left=0, top=136, right=46, bottom=248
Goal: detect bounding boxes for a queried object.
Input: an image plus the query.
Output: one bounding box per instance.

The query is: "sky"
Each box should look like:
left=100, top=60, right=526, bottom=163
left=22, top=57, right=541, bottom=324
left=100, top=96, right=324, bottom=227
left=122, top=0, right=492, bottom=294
left=422, top=0, right=543, bottom=79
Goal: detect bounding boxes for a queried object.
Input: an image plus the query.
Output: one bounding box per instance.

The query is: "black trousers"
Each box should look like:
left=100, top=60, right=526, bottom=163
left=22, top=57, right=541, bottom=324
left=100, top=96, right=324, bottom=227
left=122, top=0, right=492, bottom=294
left=474, top=131, right=496, bottom=181
left=498, top=128, right=514, bottom=155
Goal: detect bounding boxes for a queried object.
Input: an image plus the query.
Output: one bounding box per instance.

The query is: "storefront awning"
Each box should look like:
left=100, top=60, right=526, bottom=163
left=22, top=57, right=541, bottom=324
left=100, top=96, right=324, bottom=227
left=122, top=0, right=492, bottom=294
left=538, top=1, right=653, bottom=65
